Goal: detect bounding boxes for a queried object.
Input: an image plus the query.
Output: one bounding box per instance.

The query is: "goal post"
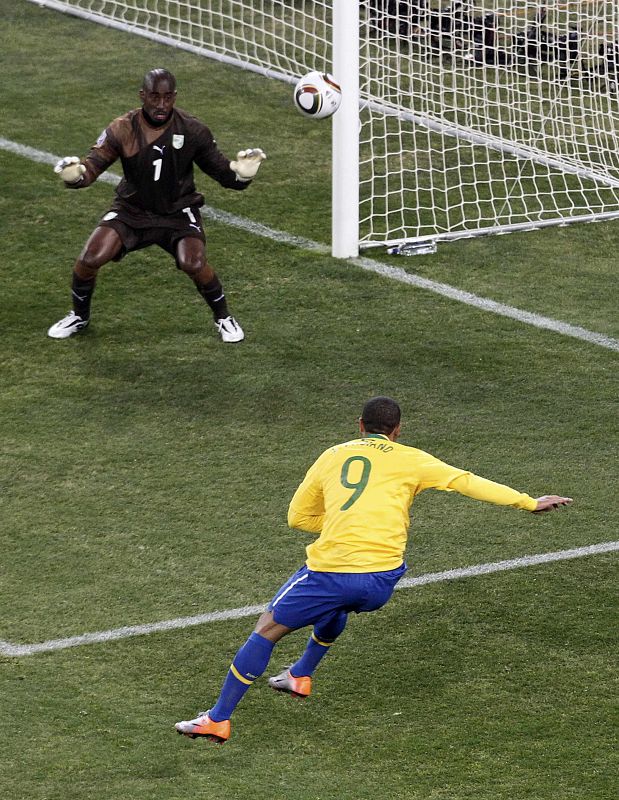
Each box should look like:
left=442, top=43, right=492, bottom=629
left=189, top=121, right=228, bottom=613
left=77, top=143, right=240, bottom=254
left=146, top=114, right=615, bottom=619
left=332, top=1, right=360, bottom=258
left=30, top=1, right=619, bottom=258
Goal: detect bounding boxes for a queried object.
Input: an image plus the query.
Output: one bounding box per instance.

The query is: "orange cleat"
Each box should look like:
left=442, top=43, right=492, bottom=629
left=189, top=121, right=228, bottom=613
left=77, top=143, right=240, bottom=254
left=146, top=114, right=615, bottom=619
left=268, top=669, right=312, bottom=698
left=175, top=710, right=231, bottom=743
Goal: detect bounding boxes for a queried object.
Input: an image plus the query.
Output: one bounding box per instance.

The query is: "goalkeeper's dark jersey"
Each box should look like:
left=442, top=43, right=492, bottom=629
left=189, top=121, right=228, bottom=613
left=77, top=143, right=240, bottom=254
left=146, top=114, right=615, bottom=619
left=73, top=108, right=247, bottom=214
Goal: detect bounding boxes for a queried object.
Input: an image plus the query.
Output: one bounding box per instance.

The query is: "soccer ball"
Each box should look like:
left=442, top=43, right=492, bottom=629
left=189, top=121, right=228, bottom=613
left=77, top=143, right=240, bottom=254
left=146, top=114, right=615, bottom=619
left=293, top=71, right=342, bottom=120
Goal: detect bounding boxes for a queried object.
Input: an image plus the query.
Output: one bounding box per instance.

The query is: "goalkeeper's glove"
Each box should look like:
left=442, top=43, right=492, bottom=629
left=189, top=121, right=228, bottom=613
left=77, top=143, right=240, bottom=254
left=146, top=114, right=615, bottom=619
left=54, top=156, right=86, bottom=184
left=229, top=148, right=266, bottom=181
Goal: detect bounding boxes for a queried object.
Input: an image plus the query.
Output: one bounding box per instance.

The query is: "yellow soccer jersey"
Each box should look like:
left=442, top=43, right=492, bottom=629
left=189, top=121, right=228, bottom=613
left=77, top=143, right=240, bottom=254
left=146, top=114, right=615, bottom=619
left=288, top=434, right=537, bottom=572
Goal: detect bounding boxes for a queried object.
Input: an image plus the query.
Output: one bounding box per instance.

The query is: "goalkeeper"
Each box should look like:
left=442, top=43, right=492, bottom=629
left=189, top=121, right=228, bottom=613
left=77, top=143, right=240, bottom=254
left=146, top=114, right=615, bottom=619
left=175, top=396, right=572, bottom=744
left=49, top=68, right=266, bottom=343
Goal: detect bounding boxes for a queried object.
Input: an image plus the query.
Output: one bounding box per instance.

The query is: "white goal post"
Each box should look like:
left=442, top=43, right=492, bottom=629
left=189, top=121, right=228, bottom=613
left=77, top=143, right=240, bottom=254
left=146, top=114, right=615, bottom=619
left=31, top=1, right=619, bottom=258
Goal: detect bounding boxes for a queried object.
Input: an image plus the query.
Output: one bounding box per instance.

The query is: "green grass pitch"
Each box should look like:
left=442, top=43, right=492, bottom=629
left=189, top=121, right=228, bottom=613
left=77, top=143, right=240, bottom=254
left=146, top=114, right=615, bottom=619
left=1, top=2, right=617, bottom=798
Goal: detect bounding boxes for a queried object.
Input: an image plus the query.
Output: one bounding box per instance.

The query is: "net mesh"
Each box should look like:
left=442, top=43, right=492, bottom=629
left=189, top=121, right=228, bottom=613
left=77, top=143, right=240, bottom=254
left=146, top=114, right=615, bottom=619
left=33, top=0, right=619, bottom=248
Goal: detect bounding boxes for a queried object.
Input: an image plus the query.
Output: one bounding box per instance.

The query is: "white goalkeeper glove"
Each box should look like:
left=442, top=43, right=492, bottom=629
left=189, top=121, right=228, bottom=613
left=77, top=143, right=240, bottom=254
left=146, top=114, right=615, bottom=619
left=54, top=156, right=86, bottom=184
left=229, top=148, right=266, bottom=181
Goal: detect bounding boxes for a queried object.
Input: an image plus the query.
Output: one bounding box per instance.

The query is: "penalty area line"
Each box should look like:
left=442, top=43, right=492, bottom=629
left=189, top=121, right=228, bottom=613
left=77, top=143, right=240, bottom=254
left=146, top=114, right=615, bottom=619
left=1, top=137, right=618, bottom=352
left=1, top=540, right=617, bottom=658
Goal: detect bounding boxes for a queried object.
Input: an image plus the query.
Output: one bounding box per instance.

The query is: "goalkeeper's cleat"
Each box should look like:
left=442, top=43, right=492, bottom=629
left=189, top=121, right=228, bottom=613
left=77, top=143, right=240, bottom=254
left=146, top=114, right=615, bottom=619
left=215, top=315, right=244, bottom=343
left=47, top=311, right=90, bottom=339
left=175, top=710, right=230, bottom=743
left=268, top=669, right=312, bottom=698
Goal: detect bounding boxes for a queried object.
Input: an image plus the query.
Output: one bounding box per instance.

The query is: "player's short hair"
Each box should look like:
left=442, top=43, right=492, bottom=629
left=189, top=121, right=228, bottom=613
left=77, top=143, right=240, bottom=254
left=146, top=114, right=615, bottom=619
left=361, top=396, right=401, bottom=435
left=143, top=68, right=176, bottom=92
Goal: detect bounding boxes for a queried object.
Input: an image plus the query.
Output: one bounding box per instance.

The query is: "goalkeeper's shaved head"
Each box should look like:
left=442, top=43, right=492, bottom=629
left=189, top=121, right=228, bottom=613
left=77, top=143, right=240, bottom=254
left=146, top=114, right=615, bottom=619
left=361, top=396, right=401, bottom=436
left=143, top=68, right=176, bottom=92
left=140, top=68, right=178, bottom=125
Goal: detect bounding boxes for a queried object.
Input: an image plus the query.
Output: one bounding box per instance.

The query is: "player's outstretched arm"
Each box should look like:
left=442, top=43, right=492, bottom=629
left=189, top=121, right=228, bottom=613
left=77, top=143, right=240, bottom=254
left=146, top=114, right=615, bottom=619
left=53, top=156, right=86, bottom=185
left=531, top=495, right=573, bottom=513
left=447, top=472, right=572, bottom=513
left=229, top=148, right=266, bottom=181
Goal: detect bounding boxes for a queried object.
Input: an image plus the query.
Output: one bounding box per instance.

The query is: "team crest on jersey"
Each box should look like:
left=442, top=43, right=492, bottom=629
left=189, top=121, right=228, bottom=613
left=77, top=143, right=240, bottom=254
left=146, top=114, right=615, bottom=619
left=96, top=130, right=107, bottom=147
left=172, top=135, right=184, bottom=149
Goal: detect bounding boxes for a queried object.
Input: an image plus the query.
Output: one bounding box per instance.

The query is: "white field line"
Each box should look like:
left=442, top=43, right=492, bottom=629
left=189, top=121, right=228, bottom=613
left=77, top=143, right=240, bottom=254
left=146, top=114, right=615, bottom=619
left=2, top=136, right=618, bottom=352
left=1, top=541, right=617, bottom=658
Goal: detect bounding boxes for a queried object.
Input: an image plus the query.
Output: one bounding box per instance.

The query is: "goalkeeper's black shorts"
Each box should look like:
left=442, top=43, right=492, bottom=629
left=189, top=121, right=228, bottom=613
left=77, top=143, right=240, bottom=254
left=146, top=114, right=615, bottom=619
left=97, top=201, right=206, bottom=261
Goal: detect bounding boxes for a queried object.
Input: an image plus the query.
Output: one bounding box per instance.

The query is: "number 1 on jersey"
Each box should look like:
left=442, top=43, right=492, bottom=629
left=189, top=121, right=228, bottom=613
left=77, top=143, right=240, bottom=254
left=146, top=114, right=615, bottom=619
left=153, top=158, right=162, bottom=181
left=340, top=456, right=371, bottom=510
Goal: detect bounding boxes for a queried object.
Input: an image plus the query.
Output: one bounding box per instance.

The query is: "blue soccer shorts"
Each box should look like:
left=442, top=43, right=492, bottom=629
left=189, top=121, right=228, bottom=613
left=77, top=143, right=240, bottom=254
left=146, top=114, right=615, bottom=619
left=268, top=562, right=407, bottom=630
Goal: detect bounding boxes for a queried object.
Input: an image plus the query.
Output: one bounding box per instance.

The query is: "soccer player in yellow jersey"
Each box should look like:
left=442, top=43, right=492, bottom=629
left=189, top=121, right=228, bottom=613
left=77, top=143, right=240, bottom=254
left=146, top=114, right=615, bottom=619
left=175, top=396, right=572, bottom=743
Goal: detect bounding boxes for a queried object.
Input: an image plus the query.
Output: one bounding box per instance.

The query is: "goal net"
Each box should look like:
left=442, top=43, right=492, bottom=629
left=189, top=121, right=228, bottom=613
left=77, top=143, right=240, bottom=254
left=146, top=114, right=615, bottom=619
left=33, top=1, right=619, bottom=256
